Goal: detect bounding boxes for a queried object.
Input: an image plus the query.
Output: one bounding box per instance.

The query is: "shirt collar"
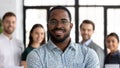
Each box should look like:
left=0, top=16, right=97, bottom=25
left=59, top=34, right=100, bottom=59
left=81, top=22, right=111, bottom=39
left=81, top=39, right=92, bottom=46
left=47, top=39, right=57, bottom=50
left=1, top=33, right=12, bottom=40
left=46, top=39, right=76, bottom=51
left=111, top=50, right=120, bottom=56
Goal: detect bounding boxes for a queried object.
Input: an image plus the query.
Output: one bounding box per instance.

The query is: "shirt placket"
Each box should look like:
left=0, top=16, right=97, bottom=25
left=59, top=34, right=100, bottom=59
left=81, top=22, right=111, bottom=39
left=61, top=53, right=66, bottom=68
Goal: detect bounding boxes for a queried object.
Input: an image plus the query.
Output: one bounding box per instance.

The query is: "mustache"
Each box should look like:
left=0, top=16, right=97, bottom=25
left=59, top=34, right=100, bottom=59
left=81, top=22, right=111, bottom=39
left=52, top=28, right=65, bottom=32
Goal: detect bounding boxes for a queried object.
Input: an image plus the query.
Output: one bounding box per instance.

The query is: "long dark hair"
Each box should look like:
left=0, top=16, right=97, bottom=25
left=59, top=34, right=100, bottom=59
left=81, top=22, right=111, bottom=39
left=28, top=24, right=46, bottom=47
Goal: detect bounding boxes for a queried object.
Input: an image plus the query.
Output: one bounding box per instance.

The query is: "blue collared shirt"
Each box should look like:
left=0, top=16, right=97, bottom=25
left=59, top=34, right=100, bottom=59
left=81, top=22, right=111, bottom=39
left=27, top=39, right=100, bottom=68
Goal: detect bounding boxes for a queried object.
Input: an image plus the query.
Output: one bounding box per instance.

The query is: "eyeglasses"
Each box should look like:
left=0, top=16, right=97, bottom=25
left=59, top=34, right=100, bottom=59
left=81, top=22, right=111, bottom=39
left=49, top=19, right=70, bottom=25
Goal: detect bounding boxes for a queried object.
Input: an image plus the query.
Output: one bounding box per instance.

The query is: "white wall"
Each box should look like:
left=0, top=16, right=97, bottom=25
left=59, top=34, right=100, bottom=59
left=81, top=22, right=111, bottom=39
left=0, top=0, right=23, bottom=42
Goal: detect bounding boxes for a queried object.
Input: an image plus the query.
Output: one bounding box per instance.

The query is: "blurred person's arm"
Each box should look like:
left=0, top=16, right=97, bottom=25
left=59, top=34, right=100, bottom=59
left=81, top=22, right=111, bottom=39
left=21, top=61, right=27, bottom=68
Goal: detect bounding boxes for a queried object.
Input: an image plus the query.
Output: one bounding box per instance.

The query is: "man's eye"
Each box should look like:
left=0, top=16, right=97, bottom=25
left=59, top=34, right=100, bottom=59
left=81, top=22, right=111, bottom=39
left=61, top=20, right=68, bottom=24
left=50, top=21, right=57, bottom=25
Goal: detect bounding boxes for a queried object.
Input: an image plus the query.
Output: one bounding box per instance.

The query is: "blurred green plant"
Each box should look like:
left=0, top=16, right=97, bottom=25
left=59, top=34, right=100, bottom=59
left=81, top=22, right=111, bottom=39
left=0, top=18, right=2, bottom=33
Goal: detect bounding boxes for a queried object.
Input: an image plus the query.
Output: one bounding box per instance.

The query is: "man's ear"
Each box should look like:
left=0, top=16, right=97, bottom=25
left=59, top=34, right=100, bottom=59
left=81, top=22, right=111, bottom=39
left=47, top=23, right=48, bottom=28
left=70, top=23, right=73, bottom=29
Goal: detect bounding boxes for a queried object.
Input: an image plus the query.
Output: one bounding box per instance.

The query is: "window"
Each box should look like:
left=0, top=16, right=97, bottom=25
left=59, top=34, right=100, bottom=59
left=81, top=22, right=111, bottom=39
left=79, top=7, right=104, bottom=49
left=23, top=1, right=75, bottom=47
left=25, top=9, right=47, bottom=46
left=107, top=9, right=120, bottom=49
left=24, top=0, right=74, bottom=6
left=24, top=0, right=120, bottom=51
left=79, top=0, right=120, bottom=5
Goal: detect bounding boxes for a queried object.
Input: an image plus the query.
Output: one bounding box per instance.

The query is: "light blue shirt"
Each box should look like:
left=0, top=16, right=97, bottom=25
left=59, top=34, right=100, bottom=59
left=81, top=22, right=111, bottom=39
left=27, top=39, right=100, bottom=68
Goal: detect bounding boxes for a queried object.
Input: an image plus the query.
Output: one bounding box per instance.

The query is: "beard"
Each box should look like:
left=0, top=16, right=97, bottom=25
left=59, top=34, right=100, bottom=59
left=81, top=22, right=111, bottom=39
left=48, top=28, right=70, bottom=43
left=82, top=34, right=90, bottom=41
left=4, top=28, right=14, bottom=34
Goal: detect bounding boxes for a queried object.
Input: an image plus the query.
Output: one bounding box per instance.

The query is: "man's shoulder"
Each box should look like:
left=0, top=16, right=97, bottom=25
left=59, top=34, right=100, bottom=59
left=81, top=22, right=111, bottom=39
left=13, top=38, right=23, bottom=44
left=76, top=43, right=99, bottom=61
left=76, top=43, right=96, bottom=54
left=89, top=41, right=104, bottom=56
left=76, top=43, right=90, bottom=50
left=31, top=44, right=47, bottom=53
left=12, top=38, right=24, bottom=51
left=27, top=44, right=47, bottom=59
left=0, top=33, right=4, bottom=40
left=89, top=41, right=103, bottom=50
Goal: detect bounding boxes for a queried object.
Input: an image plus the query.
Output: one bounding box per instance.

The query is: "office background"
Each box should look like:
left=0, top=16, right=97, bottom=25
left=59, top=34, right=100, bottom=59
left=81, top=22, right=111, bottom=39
left=0, top=0, right=120, bottom=54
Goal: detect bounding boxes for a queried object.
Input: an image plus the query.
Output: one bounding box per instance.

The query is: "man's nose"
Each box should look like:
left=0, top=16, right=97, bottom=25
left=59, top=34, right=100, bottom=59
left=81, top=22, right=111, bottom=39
left=56, top=22, right=63, bottom=28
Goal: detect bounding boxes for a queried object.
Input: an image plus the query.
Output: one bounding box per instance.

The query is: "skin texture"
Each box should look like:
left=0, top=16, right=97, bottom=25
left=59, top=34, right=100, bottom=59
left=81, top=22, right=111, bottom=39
left=2, top=16, right=16, bottom=39
left=106, top=36, right=119, bottom=53
left=47, top=9, right=73, bottom=51
left=31, top=27, right=45, bottom=48
left=80, top=23, right=94, bottom=43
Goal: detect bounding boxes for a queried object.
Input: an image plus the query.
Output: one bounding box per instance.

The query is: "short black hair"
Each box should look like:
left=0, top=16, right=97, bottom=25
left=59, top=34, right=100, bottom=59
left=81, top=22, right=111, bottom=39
left=2, top=12, right=16, bottom=22
left=48, top=6, right=71, bottom=22
left=106, top=32, right=119, bottom=42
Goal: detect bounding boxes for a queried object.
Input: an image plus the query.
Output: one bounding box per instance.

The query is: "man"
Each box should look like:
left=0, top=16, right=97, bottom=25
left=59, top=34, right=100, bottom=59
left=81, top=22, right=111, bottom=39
left=27, top=6, right=100, bottom=68
left=80, top=19, right=104, bottom=68
left=0, top=12, right=24, bottom=68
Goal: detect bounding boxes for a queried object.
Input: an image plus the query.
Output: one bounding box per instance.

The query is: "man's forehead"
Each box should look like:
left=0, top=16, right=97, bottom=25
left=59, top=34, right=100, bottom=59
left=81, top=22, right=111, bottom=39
left=48, top=9, right=71, bottom=22
left=50, top=9, right=68, bottom=17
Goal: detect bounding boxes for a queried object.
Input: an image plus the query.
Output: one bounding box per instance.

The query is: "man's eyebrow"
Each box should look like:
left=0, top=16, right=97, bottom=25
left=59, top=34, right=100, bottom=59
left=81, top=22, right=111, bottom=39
left=49, top=18, right=68, bottom=21
left=50, top=18, right=57, bottom=21
left=61, top=19, right=67, bottom=20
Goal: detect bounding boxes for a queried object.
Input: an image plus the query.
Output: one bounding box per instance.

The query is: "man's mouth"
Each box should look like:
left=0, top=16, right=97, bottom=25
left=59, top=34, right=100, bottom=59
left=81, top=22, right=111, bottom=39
left=54, top=30, right=64, bottom=35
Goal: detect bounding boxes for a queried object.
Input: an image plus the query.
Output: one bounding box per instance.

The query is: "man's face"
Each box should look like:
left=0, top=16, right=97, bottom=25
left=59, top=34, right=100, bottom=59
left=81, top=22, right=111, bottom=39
left=2, top=16, right=16, bottom=34
left=80, top=23, right=94, bottom=41
left=47, top=9, right=73, bottom=43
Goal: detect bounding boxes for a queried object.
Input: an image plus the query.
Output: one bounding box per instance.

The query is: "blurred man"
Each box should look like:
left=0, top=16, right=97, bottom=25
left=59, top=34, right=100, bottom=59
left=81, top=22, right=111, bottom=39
left=80, top=19, right=104, bottom=68
left=0, top=12, right=24, bottom=68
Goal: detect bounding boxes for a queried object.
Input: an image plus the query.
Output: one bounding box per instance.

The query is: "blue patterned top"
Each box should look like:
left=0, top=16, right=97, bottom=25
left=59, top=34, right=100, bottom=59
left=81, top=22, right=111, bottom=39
left=27, top=40, right=100, bottom=68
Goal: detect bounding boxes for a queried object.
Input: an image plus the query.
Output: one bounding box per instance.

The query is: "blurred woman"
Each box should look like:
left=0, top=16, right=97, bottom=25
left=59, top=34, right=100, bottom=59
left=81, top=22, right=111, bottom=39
left=21, top=24, right=46, bottom=68
left=105, top=32, right=120, bottom=64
